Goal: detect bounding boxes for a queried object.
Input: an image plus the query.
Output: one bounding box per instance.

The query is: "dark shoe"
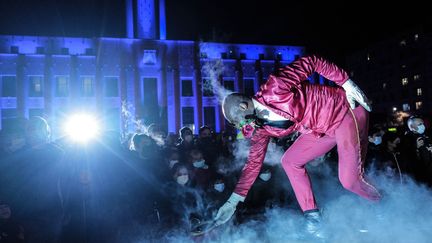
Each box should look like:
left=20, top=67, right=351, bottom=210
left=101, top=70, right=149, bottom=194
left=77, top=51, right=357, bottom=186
left=304, top=209, right=326, bottom=239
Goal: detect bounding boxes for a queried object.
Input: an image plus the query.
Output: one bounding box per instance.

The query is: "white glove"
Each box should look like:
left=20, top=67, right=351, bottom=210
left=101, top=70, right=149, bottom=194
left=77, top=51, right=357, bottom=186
left=214, top=193, right=245, bottom=226
left=342, top=79, right=372, bottom=112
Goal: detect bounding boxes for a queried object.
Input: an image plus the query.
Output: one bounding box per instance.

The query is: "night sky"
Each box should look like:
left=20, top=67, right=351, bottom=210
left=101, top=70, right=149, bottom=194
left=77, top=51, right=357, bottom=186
left=0, top=0, right=429, bottom=62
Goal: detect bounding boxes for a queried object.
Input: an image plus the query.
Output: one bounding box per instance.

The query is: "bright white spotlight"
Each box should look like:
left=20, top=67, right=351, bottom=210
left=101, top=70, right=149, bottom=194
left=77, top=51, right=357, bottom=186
left=64, top=113, right=100, bottom=143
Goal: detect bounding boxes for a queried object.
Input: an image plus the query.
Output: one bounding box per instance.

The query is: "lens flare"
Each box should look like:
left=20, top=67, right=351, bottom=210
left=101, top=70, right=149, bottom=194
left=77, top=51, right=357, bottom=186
left=64, top=113, right=100, bottom=143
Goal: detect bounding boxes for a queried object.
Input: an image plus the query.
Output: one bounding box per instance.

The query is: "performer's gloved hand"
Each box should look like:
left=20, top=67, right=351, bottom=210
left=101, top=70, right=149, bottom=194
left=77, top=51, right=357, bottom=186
left=342, top=79, right=372, bottom=112
left=214, top=192, right=245, bottom=226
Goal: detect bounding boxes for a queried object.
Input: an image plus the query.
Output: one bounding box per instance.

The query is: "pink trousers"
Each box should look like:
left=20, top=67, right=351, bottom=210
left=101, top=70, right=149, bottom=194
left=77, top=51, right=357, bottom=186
left=281, top=106, right=381, bottom=212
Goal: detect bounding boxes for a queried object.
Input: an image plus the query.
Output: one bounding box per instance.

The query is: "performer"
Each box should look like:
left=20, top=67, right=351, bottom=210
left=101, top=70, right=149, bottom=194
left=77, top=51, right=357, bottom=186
left=214, top=55, right=381, bottom=237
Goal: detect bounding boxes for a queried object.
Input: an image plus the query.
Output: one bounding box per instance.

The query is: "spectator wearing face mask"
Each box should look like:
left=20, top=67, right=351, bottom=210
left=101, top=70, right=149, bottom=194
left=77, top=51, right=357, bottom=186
left=376, top=132, right=406, bottom=182
left=206, top=176, right=231, bottom=211
left=403, top=116, right=432, bottom=184
left=219, top=130, right=236, bottom=158
left=177, top=126, right=196, bottom=164
left=161, top=164, right=207, bottom=231
left=240, top=165, right=279, bottom=217
left=365, top=127, right=386, bottom=170
left=196, top=126, right=220, bottom=168
left=164, top=148, right=180, bottom=176
left=188, top=149, right=212, bottom=190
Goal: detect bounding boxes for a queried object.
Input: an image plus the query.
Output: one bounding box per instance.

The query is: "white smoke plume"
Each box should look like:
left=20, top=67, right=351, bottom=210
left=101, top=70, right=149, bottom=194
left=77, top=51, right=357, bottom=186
left=217, top=137, right=287, bottom=174
left=201, top=55, right=233, bottom=104
left=121, top=100, right=165, bottom=147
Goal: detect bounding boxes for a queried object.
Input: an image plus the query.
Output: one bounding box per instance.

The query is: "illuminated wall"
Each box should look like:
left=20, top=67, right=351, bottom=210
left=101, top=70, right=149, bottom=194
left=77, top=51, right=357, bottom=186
left=0, top=35, right=304, bottom=136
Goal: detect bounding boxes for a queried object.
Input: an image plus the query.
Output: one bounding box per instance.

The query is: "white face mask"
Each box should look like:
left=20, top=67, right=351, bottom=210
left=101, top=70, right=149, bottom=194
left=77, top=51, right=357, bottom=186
left=193, top=160, right=206, bottom=168
left=373, top=136, right=382, bottom=145
left=417, top=124, right=426, bottom=134
left=214, top=183, right=225, bottom=192
left=259, top=172, right=271, bottom=181
left=176, top=175, right=189, bottom=185
left=169, top=160, right=179, bottom=169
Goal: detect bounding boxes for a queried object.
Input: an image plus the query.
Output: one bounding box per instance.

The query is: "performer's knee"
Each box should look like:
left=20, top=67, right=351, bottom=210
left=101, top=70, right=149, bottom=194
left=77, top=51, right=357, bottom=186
left=339, top=174, right=357, bottom=191
left=281, top=155, right=302, bottom=173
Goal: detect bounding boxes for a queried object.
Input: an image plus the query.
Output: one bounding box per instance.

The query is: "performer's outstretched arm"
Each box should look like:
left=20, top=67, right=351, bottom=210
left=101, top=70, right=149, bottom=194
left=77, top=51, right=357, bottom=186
left=214, top=132, right=270, bottom=226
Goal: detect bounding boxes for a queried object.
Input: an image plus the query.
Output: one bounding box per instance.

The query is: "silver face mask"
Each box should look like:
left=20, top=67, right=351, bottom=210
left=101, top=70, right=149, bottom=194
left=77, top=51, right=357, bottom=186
left=176, top=175, right=189, bottom=185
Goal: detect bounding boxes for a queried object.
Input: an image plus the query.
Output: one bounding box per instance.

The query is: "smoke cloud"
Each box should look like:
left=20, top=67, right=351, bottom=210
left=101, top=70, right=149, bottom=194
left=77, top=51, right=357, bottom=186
left=201, top=55, right=233, bottom=103
left=161, top=154, right=432, bottom=242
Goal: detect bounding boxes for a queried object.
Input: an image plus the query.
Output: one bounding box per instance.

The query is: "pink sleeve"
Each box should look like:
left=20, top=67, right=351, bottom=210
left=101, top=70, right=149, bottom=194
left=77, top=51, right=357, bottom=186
left=276, top=55, right=349, bottom=88
left=234, top=133, right=270, bottom=197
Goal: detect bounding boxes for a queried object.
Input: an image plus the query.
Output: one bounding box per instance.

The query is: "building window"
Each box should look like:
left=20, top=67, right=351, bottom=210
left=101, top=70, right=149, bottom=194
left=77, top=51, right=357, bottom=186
left=202, top=79, right=214, bottom=97
left=10, top=46, right=19, bottom=54
left=29, top=76, right=43, bottom=97
left=55, top=76, right=69, bottom=97
left=401, top=78, right=408, bottom=86
left=104, top=77, right=119, bottom=97
left=81, top=77, right=94, bottom=97
left=223, top=80, right=235, bottom=92
left=182, top=107, right=194, bottom=129
left=416, top=101, right=422, bottom=110
left=36, top=47, right=45, bottom=54
left=1, top=76, right=17, bottom=97
left=181, top=80, right=193, bottom=97
left=413, top=74, right=421, bottom=81
left=85, top=48, right=94, bottom=55
left=244, top=79, right=255, bottom=97
left=142, top=78, right=158, bottom=123
left=403, top=103, right=410, bottom=111
left=417, top=88, right=422, bottom=96
left=1, top=109, right=17, bottom=130
left=203, top=107, right=216, bottom=130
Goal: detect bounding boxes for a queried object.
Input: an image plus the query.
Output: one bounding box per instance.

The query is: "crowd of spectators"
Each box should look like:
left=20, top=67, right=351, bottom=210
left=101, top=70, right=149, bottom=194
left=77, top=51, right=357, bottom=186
left=0, top=114, right=431, bottom=242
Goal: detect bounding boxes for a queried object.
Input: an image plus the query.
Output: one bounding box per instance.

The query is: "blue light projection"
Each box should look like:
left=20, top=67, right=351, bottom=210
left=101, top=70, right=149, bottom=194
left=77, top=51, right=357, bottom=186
left=0, top=34, right=304, bottom=135
left=159, top=0, right=167, bottom=40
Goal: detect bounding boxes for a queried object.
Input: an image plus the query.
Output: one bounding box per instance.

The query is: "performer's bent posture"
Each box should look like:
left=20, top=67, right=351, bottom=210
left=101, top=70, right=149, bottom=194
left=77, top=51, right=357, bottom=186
left=215, top=55, right=381, bottom=236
